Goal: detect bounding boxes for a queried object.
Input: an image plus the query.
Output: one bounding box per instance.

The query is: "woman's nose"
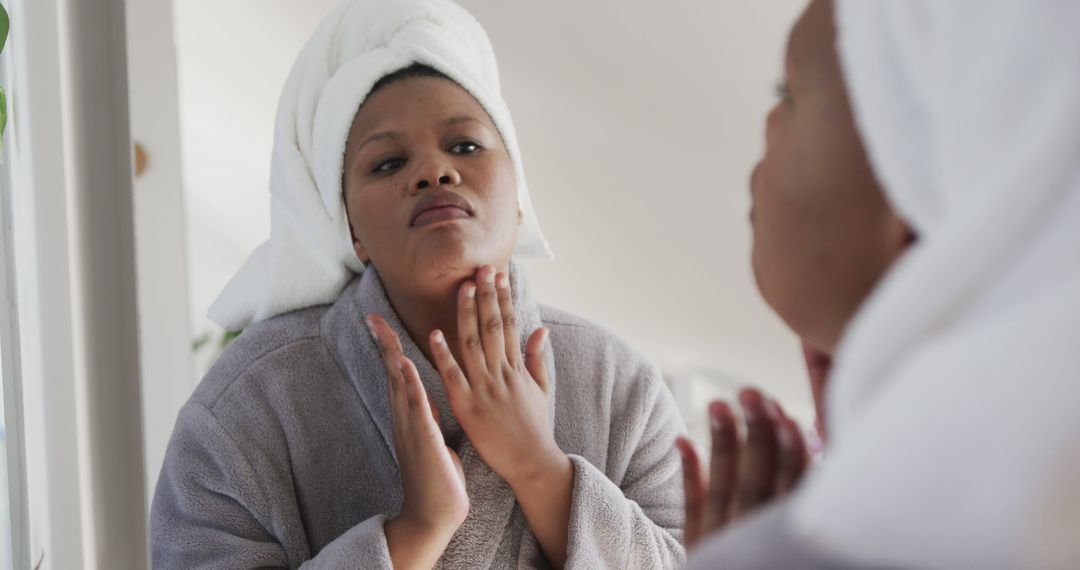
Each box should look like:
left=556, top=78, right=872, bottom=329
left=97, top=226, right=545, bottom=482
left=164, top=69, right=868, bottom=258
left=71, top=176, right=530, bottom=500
left=414, top=161, right=462, bottom=191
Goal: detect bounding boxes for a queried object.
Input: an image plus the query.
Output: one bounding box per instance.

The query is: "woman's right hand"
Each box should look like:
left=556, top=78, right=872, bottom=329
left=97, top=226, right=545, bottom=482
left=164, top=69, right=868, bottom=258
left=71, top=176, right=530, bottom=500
left=367, top=314, right=468, bottom=569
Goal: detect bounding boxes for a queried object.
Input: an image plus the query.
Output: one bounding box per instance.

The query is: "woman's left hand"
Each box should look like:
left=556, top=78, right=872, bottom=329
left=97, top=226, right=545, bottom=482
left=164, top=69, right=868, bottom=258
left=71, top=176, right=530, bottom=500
left=428, top=265, right=566, bottom=487
left=677, top=388, right=810, bottom=550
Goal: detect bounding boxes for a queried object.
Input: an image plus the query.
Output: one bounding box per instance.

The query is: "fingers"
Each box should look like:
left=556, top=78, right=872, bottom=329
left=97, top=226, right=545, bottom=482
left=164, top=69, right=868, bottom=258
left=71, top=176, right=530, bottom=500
left=685, top=390, right=813, bottom=537
left=775, top=416, right=809, bottom=495
left=397, top=357, right=425, bottom=409
left=367, top=314, right=405, bottom=360
left=456, top=280, right=487, bottom=377
left=704, top=401, right=738, bottom=531
left=398, top=357, right=442, bottom=439
left=367, top=314, right=443, bottom=442
left=734, top=388, right=779, bottom=515
left=429, top=329, right=471, bottom=401
left=473, top=266, right=506, bottom=371
left=367, top=315, right=406, bottom=417
left=456, top=266, right=519, bottom=385
left=676, top=437, right=706, bottom=549
left=427, top=393, right=442, bottom=427
left=524, top=328, right=550, bottom=393
left=495, top=271, right=523, bottom=368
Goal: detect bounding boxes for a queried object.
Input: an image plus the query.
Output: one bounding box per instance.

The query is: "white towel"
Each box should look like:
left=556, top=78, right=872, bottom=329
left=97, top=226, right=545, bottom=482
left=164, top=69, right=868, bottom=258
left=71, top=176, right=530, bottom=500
left=208, top=0, right=552, bottom=331
left=791, top=2, right=1080, bottom=569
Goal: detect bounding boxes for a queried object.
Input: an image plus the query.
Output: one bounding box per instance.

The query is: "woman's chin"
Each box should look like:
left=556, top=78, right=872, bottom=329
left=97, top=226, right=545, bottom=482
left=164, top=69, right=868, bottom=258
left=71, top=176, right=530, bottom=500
left=416, top=239, right=472, bottom=272
left=416, top=232, right=510, bottom=272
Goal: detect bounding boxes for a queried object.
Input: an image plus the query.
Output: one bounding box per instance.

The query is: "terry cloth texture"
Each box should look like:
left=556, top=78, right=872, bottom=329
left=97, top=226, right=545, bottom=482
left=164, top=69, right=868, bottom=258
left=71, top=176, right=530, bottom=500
left=153, top=265, right=685, bottom=569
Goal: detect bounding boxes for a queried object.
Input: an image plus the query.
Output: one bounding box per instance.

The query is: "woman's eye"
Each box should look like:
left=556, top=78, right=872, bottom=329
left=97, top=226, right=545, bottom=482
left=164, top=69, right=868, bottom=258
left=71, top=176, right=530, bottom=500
left=450, top=141, right=482, bottom=154
left=372, top=157, right=405, bottom=173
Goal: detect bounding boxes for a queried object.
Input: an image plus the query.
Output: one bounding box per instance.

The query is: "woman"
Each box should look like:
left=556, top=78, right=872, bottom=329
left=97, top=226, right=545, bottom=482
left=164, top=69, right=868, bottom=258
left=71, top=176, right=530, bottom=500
left=150, top=1, right=684, bottom=568
left=685, top=0, right=1080, bottom=568
left=678, top=0, right=913, bottom=554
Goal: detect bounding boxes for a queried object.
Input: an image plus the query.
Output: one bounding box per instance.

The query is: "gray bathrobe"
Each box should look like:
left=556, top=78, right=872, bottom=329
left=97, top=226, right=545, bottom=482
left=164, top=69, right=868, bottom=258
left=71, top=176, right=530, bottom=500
left=151, top=266, right=686, bottom=569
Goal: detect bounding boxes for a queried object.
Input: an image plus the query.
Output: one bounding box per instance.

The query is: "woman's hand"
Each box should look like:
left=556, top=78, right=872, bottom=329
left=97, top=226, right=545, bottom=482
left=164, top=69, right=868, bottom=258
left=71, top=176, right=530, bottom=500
left=676, top=388, right=810, bottom=550
left=366, top=315, right=468, bottom=569
left=421, top=265, right=574, bottom=567
left=427, top=265, right=563, bottom=486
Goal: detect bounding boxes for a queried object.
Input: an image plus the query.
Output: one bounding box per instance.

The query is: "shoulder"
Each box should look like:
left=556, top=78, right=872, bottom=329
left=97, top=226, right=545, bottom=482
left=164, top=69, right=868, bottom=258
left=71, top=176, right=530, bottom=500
left=540, top=304, right=685, bottom=472
left=167, top=304, right=354, bottom=484
left=540, top=304, right=649, bottom=368
left=539, top=304, right=666, bottom=401
left=187, top=304, right=338, bottom=415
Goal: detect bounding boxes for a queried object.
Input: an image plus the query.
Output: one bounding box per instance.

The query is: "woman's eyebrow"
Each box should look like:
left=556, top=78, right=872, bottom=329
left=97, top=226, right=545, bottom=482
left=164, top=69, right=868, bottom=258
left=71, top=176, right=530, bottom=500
left=354, top=130, right=401, bottom=153
left=442, top=115, right=484, bottom=128
left=355, top=116, right=482, bottom=152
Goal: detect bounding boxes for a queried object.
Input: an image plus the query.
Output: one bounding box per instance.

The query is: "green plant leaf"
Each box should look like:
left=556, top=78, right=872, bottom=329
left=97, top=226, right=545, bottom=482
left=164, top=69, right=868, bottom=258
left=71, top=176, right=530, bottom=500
left=0, top=4, right=9, bottom=55
left=0, top=3, right=8, bottom=148
left=219, top=329, right=242, bottom=350
left=191, top=332, right=211, bottom=352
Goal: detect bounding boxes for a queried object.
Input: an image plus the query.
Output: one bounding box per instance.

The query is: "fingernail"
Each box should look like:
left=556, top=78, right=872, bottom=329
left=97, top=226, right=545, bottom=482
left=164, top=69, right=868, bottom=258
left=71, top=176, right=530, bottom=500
left=484, top=270, right=495, bottom=284
left=765, top=398, right=783, bottom=422
left=497, top=273, right=509, bottom=289
left=707, top=402, right=722, bottom=430
left=364, top=317, right=377, bottom=339
left=778, top=421, right=795, bottom=449
left=466, top=284, right=477, bottom=298
left=710, top=410, right=722, bottom=431
left=433, top=330, right=445, bottom=345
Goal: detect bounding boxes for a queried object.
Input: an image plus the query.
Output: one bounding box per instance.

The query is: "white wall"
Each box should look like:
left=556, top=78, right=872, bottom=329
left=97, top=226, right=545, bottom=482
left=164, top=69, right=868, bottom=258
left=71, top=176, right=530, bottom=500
left=125, top=0, right=195, bottom=513
left=173, top=1, right=811, bottom=434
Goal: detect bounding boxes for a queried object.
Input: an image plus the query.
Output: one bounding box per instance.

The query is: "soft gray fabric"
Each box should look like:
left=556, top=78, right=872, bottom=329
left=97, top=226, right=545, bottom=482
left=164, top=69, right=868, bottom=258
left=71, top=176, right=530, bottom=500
left=151, top=266, right=686, bottom=569
left=687, top=499, right=897, bottom=570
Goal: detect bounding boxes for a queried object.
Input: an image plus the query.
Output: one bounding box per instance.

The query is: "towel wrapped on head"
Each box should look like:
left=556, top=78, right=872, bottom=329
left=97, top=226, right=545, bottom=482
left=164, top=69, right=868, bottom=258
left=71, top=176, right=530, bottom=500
left=790, top=2, right=1080, bottom=568
left=209, top=0, right=552, bottom=331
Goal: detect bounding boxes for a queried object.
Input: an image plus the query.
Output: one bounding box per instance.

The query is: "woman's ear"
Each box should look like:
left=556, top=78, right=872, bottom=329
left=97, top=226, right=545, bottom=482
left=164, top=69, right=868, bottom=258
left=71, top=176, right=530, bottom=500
left=343, top=191, right=371, bottom=263
left=349, top=223, right=371, bottom=263
left=353, top=240, right=370, bottom=263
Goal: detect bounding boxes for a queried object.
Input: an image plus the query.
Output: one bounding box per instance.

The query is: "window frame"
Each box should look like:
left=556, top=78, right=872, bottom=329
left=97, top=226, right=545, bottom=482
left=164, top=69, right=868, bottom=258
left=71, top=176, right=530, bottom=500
left=4, top=0, right=150, bottom=567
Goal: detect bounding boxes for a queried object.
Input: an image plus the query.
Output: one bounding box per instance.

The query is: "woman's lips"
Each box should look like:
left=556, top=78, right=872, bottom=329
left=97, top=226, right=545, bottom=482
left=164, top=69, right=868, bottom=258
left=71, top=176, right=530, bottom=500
left=411, top=205, right=471, bottom=227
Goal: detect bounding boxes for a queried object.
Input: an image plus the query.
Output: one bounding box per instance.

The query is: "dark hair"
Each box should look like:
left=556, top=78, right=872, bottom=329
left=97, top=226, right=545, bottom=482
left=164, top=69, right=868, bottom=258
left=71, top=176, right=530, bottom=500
left=369, top=63, right=451, bottom=95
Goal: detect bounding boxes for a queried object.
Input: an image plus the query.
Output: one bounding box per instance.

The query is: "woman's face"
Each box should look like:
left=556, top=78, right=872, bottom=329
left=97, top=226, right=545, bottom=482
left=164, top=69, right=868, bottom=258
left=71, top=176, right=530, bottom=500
left=750, top=0, right=912, bottom=352
left=343, top=76, right=521, bottom=300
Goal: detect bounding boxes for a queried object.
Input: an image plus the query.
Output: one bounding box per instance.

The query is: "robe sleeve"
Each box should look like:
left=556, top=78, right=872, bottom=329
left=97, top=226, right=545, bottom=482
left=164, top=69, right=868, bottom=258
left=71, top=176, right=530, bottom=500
left=562, top=364, right=686, bottom=569
left=150, top=402, right=395, bottom=569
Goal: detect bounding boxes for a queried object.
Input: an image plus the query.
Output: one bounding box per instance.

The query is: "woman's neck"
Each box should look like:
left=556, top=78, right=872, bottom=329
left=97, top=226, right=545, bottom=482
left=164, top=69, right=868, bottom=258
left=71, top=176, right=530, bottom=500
left=390, top=286, right=461, bottom=365
left=381, top=263, right=511, bottom=366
